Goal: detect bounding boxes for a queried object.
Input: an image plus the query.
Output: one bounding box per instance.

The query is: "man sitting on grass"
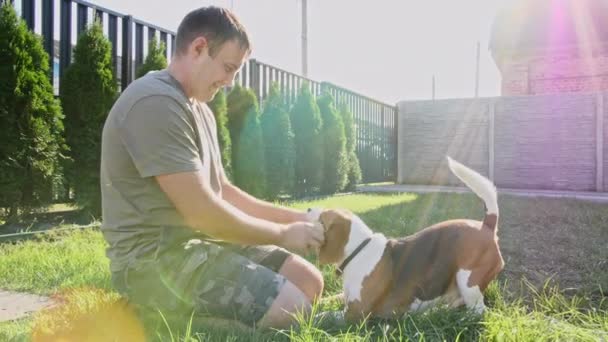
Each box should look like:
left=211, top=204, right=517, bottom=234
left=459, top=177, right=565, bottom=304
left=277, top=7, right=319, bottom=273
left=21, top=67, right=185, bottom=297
left=100, top=6, right=324, bottom=329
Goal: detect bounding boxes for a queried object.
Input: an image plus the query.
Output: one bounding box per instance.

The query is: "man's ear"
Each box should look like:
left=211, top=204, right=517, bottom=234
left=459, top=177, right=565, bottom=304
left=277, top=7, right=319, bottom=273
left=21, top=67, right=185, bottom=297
left=190, top=36, right=209, bottom=57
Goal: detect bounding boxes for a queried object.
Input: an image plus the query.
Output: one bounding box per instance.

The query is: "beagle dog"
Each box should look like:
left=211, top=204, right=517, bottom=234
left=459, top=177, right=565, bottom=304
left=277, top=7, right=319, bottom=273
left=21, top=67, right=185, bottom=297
left=308, top=157, right=504, bottom=322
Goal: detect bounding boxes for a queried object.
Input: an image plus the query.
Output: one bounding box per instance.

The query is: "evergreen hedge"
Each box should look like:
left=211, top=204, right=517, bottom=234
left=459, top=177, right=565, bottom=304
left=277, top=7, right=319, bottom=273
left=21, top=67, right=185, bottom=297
left=339, top=102, right=362, bottom=190
left=0, top=4, right=66, bottom=220
left=260, top=83, right=295, bottom=199
left=60, top=21, right=117, bottom=216
left=227, top=85, right=266, bottom=197
left=317, top=91, right=348, bottom=194
left=135, top=39, right=167, bottom=79
left=208, top=90, right=232, bottom=180
left=290, top=83, right=323, bottom=196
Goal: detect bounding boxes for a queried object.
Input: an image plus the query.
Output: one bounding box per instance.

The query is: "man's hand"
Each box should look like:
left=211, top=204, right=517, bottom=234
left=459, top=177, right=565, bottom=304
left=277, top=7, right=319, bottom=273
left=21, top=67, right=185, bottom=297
left=279, top=221, right=325, bottom=255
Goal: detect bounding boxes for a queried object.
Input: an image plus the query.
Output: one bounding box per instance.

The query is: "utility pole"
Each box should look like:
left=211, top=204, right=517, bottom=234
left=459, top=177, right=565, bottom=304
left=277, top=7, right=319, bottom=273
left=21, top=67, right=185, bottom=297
left=301, top=0, right=308, bottom=77
left=432, top=75, right=436, bottom=100
left=475, top=41, right=480, bottom=98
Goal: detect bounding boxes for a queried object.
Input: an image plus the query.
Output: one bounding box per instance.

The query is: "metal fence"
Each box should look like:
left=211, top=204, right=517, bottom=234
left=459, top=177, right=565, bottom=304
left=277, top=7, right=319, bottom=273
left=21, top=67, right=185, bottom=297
left=10, top=0, right=397, bottom=183
left=13, top=0, right=177, bottom=91
left=236, top=59, right=397, bottom=183
left=324, top=83, right=398, bottom=183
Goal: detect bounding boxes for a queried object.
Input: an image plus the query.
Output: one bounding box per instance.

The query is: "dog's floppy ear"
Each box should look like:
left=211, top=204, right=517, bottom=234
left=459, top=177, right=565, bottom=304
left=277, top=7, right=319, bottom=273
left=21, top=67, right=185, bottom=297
left=319, top=209, right=353, bottom=231
left=318, top=209, right=351, bottom=265
left=319, top=209, right=341, bottom=230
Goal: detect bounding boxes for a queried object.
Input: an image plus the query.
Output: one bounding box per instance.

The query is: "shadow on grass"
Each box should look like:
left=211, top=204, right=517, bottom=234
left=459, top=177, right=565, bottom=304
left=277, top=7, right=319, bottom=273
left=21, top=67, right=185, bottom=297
left=1, top=207, right=94, bottom=236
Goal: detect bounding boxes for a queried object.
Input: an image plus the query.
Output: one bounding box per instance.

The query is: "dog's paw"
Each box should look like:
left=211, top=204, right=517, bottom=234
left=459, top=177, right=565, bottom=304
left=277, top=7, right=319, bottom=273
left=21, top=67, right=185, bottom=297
left=473, top=303, right=486, bottom=315
left=306, top=207, right=323, bottom=222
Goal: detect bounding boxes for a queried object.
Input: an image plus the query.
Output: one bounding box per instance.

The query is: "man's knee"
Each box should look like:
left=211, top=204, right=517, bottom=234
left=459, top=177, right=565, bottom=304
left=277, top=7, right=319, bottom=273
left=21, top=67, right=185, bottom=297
left=256, top=280, right=311, bottom=329
left=278, top=255, right=324, bottom=302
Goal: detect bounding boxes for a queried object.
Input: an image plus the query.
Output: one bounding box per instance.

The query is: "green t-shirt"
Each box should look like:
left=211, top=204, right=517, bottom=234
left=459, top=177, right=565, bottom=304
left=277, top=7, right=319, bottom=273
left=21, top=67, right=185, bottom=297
left=100, top=69, right=223, bottom=272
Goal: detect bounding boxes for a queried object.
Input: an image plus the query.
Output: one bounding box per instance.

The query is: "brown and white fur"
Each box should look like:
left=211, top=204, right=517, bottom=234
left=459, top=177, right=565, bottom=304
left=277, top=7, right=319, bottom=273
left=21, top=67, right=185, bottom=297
left=308, top=157, right=504, bottom=322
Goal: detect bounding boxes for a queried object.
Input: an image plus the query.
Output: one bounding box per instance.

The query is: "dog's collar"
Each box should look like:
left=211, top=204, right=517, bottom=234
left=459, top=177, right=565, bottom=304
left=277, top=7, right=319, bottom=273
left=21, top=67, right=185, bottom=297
left=336, top=237, right=372, bottom=276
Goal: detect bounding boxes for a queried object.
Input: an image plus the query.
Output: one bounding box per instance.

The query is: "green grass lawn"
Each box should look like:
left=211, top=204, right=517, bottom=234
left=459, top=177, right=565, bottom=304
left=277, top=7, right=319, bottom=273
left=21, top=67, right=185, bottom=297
left=1, top=193, right=607, bottom=341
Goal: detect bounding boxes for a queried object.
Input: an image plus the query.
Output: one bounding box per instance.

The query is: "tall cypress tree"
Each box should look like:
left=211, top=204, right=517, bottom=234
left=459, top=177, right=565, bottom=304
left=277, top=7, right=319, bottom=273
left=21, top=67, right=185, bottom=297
left=227, top=84, right=251, bottom=163
left=290, top=83, right=323, bottom=196
left=60, top=21, right=117, bottom=216
left=318, top=91, right=348, bottom=194
left=261, top=83, right=295, bottom=199
left=0, top=4, right=66, bottom=220
left=339, top=102, right=362, bottom=190
left=208, top=90, right=232, bottom=180
left=227, top=85, right=266, bottom=197
left=135, top=39, right=167, bottom=79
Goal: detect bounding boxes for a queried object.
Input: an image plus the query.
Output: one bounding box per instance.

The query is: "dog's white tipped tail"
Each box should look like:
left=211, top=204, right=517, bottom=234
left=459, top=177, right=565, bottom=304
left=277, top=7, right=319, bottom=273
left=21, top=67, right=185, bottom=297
left=447, top=156, right=499, bottom=220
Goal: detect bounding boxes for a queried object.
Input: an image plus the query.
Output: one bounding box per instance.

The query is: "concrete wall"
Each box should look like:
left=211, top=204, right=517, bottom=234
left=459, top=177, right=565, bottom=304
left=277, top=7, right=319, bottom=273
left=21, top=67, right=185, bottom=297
left=398, top=91, right=607, bottom=192
left=397, top=100, right=489, bottom=187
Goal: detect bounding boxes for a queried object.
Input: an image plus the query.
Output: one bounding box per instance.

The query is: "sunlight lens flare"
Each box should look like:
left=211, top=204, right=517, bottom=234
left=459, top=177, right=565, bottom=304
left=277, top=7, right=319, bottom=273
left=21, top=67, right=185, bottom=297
left=31, top=287, right=146, bottom=342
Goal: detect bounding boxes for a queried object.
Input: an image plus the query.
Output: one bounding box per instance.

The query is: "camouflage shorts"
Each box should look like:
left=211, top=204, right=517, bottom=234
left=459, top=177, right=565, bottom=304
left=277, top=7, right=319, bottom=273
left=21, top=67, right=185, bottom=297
left=111, top=239, right=291, bottom=325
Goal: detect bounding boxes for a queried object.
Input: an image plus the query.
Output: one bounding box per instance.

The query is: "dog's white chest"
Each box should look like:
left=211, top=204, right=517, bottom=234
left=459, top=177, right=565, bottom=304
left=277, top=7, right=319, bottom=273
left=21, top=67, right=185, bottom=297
left=343, top=234, right=388, bottom=303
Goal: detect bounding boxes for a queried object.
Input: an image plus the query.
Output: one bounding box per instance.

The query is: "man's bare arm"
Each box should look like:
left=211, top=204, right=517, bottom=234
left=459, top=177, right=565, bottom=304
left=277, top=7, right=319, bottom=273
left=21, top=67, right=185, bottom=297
left=155, top=170, right=324, bottom=253
left=221, top=174, right=308, bottom=224
left=156, top=170, right=285, bottom=245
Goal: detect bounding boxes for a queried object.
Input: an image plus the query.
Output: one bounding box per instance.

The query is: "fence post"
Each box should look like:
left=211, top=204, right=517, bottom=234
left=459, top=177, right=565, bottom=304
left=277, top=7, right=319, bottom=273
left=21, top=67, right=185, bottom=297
left=249, top=59, right=260, bottom=100
left=320, top=81, right=330, bottom=96
left=170, top=34, right=176, bottom=57
left=134, top=22, right=143, bottom=70
left=596, top=93, right=604, bottom=192
left=393, top=104, right=399, bottom=183
left=381, top=106, right=386, bottom=179
left=108, top=14, right=118, bottom=80
left=489, top=100, right=495, bottom=182
left=59, top=0, right=71, bottom=85
left=94, top=8, right=103, bottom=24
left=42, top=0, right=54, bottom=83
left=21, top=0, right=35, bottom=30
left=261, top=63, right=267, bottom=101
left=160, top=31, right=168, bottom=58
left=76, top=3, right=87, bottom=38
left=121, top=15, right=133, bottom=90
left=148, top=27, right=156, bottom=44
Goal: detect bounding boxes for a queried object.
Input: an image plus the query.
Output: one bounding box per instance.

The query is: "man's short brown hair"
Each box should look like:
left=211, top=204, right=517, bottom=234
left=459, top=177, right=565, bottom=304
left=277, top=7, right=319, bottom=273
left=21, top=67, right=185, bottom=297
left=175, top=6, right=251, bottom=57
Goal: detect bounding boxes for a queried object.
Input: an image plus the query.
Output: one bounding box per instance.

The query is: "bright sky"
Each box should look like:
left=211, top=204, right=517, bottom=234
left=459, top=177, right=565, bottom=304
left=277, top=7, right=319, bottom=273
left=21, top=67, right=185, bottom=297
left=27, top=0, right=515, bottom=103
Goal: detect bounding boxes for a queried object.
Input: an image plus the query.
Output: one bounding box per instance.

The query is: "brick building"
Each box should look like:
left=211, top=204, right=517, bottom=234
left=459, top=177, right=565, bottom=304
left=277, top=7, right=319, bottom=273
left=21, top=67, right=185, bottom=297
left=490, top=0, right=608, bottom=96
